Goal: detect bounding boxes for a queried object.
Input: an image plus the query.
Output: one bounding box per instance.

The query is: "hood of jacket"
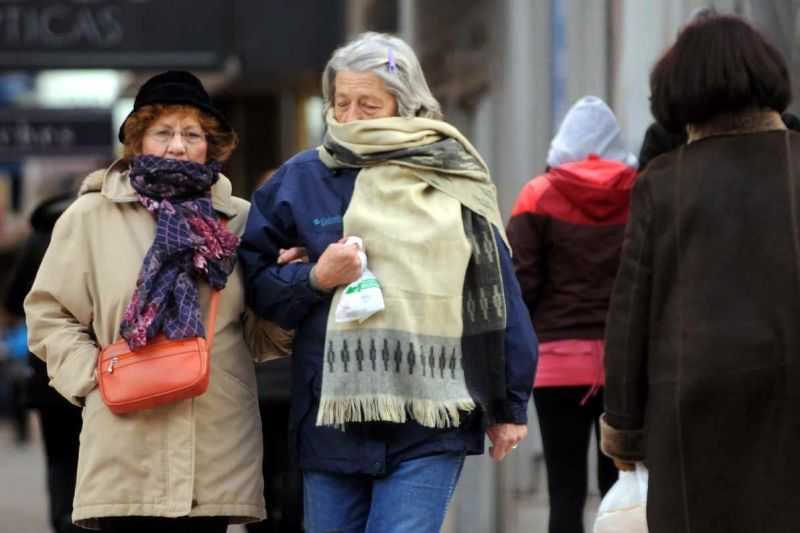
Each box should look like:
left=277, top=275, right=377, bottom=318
left=546, top=96, right=638, bottom=169
left=546, top=156, right=637, bottom=220
left=78, top=158, right=238, bottom=218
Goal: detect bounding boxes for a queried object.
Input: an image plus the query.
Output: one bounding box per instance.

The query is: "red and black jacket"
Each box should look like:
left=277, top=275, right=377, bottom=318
left=506, top=156, right=636, bottom=342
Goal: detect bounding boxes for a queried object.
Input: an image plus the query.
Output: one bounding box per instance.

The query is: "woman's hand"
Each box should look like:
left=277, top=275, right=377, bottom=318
left=277, top=247, right=309, bottom=264
left=486, top=423, right=528, bottom=461
left=313, top=238, right=362, bottom=290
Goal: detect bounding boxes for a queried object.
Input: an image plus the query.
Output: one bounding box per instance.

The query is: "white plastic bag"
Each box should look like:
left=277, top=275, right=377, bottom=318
left=593, top=463, right=649, bottom=533
left=335, top=236, right=385, bottom=323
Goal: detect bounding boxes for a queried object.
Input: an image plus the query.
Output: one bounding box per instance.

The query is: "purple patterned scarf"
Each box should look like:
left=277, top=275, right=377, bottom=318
left=120, top=155, right=240, bottom=349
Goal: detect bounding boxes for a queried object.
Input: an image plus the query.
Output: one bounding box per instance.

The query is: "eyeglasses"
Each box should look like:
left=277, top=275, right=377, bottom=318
left=146, top=128, right=207, bottom=145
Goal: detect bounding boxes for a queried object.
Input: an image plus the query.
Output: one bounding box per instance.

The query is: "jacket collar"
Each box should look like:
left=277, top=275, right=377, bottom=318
left=687, top=108, right=786, bottom=144
left=79, top=158, right=237, bottom=218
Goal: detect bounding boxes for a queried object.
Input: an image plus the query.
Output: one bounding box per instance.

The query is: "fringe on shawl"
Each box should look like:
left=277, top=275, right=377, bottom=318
left=317, top=395, right=476, bottom=430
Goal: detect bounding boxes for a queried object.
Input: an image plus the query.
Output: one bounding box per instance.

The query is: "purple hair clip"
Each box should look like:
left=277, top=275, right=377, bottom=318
left=387, top=47, right=397, bottom=72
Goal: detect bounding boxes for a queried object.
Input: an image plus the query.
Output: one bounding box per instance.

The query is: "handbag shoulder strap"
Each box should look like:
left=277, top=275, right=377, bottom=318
left=205, top=217, right=230, bottom=350
left=205, top=289, right=221, bottom=350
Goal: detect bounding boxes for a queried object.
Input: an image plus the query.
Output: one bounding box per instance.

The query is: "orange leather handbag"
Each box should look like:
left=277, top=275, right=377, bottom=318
left=97, top=289, right=220, bottom=415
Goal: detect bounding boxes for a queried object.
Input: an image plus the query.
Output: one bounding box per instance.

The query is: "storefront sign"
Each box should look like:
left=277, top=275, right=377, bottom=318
left=0, top=0, right=233, bottom=68
left=0, top=108, right=112, bottom=158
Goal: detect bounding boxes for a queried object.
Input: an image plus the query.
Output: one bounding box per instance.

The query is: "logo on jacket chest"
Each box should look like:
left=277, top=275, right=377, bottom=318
left=313, top=215, right=342, bottom=227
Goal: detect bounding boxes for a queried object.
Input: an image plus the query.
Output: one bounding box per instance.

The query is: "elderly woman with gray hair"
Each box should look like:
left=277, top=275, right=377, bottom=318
left=239, top=32, right=537, bottom=532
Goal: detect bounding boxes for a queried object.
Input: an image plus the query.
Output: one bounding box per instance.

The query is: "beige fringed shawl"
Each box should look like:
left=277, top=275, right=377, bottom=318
left=316, top=111, right=512, bottom=429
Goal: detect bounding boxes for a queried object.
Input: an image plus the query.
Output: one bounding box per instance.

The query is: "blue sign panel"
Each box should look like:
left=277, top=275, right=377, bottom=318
left=0, top=108, right=112, bottom=158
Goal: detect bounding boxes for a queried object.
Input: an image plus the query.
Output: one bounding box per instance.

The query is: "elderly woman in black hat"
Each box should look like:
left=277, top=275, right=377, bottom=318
left=25, top=71, right=291, bottom=532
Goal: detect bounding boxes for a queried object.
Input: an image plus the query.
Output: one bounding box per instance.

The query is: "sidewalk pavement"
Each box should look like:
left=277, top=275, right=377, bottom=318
left=0, top=413, right=249, bottom=533
left=0, top=413, right=600, bottom=533
left=0, top=413, right=50, bottom=533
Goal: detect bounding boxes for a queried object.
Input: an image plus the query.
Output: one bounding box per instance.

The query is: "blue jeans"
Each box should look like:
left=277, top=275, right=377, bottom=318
left=303, top=451, right=466, bottom=533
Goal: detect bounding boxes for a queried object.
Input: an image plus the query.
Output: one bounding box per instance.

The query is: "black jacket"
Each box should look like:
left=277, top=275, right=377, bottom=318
left=3, top=193, right=74, bottom=407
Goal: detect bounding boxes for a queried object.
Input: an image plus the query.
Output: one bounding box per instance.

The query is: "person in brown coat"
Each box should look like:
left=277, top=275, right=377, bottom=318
left=601, top=14, right=800, bottom=533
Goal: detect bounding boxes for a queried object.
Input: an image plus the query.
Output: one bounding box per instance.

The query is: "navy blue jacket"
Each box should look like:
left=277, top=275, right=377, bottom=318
left=239, top=149, right=537, bottom=475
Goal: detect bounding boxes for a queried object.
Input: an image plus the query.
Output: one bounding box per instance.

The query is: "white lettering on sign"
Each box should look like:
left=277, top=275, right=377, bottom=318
left=0, top=4, right=123, bottom=47
left=0, top=122, right=77, bottom=150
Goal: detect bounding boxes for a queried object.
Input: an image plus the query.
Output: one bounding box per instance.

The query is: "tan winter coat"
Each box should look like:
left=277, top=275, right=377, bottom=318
left=25, top=160, right=291, bottom=529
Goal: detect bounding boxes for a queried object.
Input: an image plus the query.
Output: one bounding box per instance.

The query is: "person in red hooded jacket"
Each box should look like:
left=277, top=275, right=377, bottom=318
left=506, top=96, right=637, bottom=533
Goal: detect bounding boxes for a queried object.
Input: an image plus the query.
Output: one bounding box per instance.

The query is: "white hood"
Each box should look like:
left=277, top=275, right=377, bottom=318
left=546, top=95, right=638, bottom=169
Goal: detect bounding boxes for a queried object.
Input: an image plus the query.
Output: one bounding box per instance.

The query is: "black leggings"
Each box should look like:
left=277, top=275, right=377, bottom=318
left=97, top=516, right=229, bottom=533
left=533, top=386, right=618, bottom=533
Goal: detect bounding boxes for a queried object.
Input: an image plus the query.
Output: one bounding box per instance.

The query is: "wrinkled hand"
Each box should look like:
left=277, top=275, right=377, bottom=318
left=614, top=459, right=636, bottom=471
left=277, top=246, right=309, bottom=264
left=314, top=237, right=362, bottom=290
left=486, top=423, right=527, bottom=461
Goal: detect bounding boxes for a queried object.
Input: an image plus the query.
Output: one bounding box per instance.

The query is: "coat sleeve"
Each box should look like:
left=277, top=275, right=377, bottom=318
left=241, top=307, right=295, bottom=362
left=228, top=196, right=296, bottom=362
left=497, top=227, right=538, bottom=424
left=238, top=166, right=331, bottom=330
left=24, top=205, right=98, bottom=407
left=506, top=180, right=547, bottom=316
left=600, top=176, right=652, bottom=462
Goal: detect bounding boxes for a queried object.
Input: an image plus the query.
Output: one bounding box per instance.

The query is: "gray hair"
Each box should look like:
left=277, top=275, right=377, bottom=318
left=322, top=32, right=443, bottom=120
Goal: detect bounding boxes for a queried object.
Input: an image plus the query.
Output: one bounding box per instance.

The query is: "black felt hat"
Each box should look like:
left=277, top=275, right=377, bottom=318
left=118, top=70, right=231, bottom=142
